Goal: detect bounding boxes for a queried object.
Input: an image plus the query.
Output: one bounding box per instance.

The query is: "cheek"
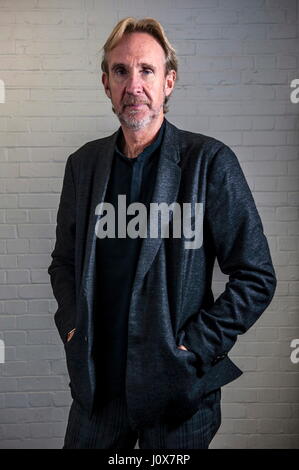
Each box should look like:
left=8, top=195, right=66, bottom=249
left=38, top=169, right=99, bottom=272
left=145, top=81, right=164, bottom=98
left=110, top=86, right=123, bottom=102
left=153, top=85, right=166, bottom=102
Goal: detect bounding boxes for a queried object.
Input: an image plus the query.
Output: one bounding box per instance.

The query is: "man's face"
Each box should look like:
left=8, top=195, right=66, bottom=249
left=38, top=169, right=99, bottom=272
left=102, top=32, right=176, bottom=131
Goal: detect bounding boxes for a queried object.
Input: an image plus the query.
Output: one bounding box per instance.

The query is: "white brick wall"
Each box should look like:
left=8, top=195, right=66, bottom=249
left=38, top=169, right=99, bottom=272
left=0, top=0, right=298, bottom=449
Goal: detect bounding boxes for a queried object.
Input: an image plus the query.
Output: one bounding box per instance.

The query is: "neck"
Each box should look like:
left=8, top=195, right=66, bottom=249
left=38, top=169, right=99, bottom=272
left=121, top=114, right=164, bottom=159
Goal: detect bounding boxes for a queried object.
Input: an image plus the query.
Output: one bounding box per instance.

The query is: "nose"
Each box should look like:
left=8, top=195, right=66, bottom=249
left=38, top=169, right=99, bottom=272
left=125, top=69, right=143, bottom=95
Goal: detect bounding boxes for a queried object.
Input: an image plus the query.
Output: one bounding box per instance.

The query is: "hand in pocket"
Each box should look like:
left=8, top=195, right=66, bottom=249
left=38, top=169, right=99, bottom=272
left=66, top=328, right=76, bottom=343
left=177, top=344, right=188, bottom=351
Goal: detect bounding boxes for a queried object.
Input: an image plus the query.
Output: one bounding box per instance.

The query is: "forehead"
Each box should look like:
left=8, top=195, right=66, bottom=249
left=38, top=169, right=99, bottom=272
left=107, top=32, right=166, bottom=68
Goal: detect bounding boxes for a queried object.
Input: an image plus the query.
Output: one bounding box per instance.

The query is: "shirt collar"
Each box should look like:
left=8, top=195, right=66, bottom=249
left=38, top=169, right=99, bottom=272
left=115, top=118, right=166, bottom=164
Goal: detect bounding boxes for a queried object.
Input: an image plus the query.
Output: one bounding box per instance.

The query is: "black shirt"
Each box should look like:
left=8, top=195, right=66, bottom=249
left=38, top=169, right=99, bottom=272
left=94, top=119, right=166, bottom=400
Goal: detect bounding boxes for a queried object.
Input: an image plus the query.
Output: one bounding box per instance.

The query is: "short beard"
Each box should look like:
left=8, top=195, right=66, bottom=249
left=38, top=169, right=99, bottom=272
left=117, top=112, right=154, bottom=130
left=112, top=102, right=163, bottom=131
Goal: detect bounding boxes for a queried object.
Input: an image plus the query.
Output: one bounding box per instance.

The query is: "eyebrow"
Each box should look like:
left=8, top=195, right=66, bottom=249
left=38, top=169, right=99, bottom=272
left=111, top=62, right=156, bottom=72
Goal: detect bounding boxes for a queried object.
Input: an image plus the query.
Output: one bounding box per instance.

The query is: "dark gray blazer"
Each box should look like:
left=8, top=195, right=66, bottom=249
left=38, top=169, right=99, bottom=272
left=48, top=119, right=277, bottom=430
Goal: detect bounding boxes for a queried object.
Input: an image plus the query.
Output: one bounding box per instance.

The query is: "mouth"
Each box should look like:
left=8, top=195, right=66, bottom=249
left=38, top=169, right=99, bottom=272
left=123, top=102, right=149, bottom=109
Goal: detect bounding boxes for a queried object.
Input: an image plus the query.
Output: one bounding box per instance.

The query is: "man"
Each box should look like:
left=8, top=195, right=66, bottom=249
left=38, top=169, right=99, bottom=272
left=48, top=17, right=277, bottom=449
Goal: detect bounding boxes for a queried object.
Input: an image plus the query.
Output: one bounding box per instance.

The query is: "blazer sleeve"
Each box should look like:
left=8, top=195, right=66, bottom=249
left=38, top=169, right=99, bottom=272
left=181, top=144, right=277, bottom=374
left=48, top=153, right=77, bottom=345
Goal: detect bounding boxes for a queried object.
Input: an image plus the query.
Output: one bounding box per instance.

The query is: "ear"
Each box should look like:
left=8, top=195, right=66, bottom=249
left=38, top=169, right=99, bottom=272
left=102, top=72, right=111, bottom=99
left=164, top=69, right=176, bottom=97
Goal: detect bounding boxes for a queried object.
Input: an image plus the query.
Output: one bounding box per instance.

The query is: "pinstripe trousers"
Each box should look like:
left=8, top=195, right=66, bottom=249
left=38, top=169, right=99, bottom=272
left=63, top=388, right=221, bottom=449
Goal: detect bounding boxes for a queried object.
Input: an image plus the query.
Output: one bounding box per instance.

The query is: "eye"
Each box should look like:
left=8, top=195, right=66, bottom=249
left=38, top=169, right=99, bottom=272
left=114, top=67, right=127, bottom=76
left=142, top=68, right=153, bottom=75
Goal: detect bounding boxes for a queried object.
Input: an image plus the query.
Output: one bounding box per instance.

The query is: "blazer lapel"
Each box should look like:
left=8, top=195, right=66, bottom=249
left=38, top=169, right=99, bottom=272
left=80, top=131, right=118, bottom=301
left=133, top=119, right=182, bottom=287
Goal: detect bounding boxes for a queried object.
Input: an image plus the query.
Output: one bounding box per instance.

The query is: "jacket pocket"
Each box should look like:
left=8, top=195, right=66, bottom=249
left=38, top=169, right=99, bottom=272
left=176, top=329, right=196, bottom=356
